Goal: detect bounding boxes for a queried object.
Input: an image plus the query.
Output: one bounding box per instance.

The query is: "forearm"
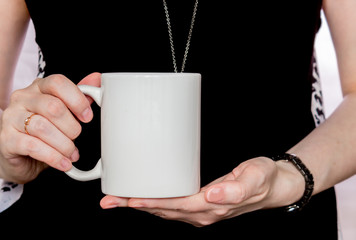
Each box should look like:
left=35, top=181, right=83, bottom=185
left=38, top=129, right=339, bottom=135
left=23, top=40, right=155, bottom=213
left=286, top=0, right=356, bottom=197
left=289, top=92, right=356, bottom=195
left=0, top=0, right=30, bottom=109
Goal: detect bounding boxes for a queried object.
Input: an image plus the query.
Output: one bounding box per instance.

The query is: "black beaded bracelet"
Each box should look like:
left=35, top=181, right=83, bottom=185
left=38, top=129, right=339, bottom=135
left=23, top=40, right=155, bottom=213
left=271, top=153, right=314, bottom=213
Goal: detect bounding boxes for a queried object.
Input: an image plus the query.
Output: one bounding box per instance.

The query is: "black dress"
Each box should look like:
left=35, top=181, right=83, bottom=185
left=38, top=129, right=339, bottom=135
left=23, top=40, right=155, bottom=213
left=1, top=0, right=337, bottom=239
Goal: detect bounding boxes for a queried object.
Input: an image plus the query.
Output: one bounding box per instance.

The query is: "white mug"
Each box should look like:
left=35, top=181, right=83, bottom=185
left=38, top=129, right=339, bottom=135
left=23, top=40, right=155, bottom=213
left=65, top=73, right=201, bottom=198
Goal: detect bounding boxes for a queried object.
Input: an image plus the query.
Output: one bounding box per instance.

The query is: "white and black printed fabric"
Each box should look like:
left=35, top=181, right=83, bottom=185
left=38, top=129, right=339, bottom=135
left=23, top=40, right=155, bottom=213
left=0, top=180, right=23, bottom=212
left=310, top=52, right=325, bottom=127
left=37, top=47, right=46, bottom=78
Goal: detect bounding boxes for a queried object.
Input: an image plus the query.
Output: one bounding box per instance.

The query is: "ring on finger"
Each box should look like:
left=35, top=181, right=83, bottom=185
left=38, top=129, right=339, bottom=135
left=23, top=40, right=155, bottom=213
left=24, top=113, right=38, bottom=135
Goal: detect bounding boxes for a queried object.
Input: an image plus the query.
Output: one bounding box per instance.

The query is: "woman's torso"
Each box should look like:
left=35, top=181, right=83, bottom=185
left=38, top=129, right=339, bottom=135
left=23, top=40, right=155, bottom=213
left=1, top=1, right=337, bottom=239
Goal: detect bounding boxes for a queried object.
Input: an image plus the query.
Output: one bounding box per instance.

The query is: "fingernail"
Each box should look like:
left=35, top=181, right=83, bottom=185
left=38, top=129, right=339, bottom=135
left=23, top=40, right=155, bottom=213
left=81, top=107, right=93, bottom=122
left=60, top=158, right=72, bottom=171
left=70, top=148, right=80, bottom=162
left=207, top=187, right=224, bottom=203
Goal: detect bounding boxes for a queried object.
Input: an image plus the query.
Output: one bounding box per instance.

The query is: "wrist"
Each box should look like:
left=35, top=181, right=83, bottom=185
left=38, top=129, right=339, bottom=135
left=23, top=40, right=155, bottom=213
left=274, top=160, right=305, bottom=206
left=272, top=153, right=314, bottom=212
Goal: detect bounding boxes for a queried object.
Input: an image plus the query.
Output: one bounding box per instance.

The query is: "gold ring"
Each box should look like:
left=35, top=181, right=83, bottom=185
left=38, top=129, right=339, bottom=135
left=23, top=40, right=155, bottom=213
left=24, top=113, right=37, bottom=135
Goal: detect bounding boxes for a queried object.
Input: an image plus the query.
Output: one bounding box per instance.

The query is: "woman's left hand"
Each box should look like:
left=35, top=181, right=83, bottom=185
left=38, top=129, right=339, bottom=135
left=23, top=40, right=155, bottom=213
left=100, top=157, right=304, bottom=227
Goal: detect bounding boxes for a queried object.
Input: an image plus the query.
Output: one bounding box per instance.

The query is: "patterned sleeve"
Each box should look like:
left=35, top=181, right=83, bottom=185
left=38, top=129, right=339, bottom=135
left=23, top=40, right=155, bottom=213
left=0, top=179, right=23, bottom=213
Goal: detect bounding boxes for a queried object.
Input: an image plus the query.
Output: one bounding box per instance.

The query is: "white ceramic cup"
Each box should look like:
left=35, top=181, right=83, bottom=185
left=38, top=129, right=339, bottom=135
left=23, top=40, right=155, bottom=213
left=65, top=73, right=201, bottom=198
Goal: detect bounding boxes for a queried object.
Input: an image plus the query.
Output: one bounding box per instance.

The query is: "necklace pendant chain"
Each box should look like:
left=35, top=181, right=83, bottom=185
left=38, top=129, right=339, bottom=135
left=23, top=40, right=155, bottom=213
left=163, top=0, right=199, bottom=73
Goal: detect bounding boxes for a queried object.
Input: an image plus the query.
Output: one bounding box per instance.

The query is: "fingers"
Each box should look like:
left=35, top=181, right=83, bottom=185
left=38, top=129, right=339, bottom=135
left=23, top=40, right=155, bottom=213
left=9, top=73, right=99, bottom=153
left=1, top=73, right=101, bottom=174
left=19, top=111, right=79, bottom=161
left=34, top=74, right=94, bottom=123
left=100, top=193, right=228, bottom=227
left=102, top=191, right=212, bottom=215
left=128, top=192, right=208, bottom=211
left=3, top=129, right=73, bottom=171
left=101, top=193, right=202, bottom=211
left=1, top=108, right=78, bottom=171
left=10, top=74, right=94, bottom=140
left=20, top=92, right=82, bottom=140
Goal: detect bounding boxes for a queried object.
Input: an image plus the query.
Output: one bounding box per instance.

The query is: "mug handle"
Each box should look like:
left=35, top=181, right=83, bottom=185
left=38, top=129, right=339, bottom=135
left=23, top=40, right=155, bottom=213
left=65, top=85, right=102, bottom=181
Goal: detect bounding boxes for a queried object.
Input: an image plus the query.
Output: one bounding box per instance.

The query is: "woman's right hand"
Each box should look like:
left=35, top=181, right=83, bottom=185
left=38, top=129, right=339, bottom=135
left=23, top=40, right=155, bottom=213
left=0, top=73, right=100, bottom=184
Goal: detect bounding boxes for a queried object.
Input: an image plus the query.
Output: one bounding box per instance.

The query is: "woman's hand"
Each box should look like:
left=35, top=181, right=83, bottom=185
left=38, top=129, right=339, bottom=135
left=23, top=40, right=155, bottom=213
left=100, top=157, right=305, bottom=227
left=0, top=73, right=101, bottom=184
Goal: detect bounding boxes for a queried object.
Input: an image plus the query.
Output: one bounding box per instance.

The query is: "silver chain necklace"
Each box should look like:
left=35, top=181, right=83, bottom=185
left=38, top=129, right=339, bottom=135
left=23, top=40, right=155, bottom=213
left=162, top=0, right=199, bottom=73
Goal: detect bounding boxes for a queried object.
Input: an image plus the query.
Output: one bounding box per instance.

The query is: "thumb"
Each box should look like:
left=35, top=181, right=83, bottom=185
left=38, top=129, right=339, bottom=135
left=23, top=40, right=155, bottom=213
left=205, top=180, right=249, bottom=205
left=205, top=159, right=275, bottom=205
left=77, top=72, right=102, bottom=104
left=78, top=72, right=102, bottom=87
left=205, top=161, right=270, bottom=205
